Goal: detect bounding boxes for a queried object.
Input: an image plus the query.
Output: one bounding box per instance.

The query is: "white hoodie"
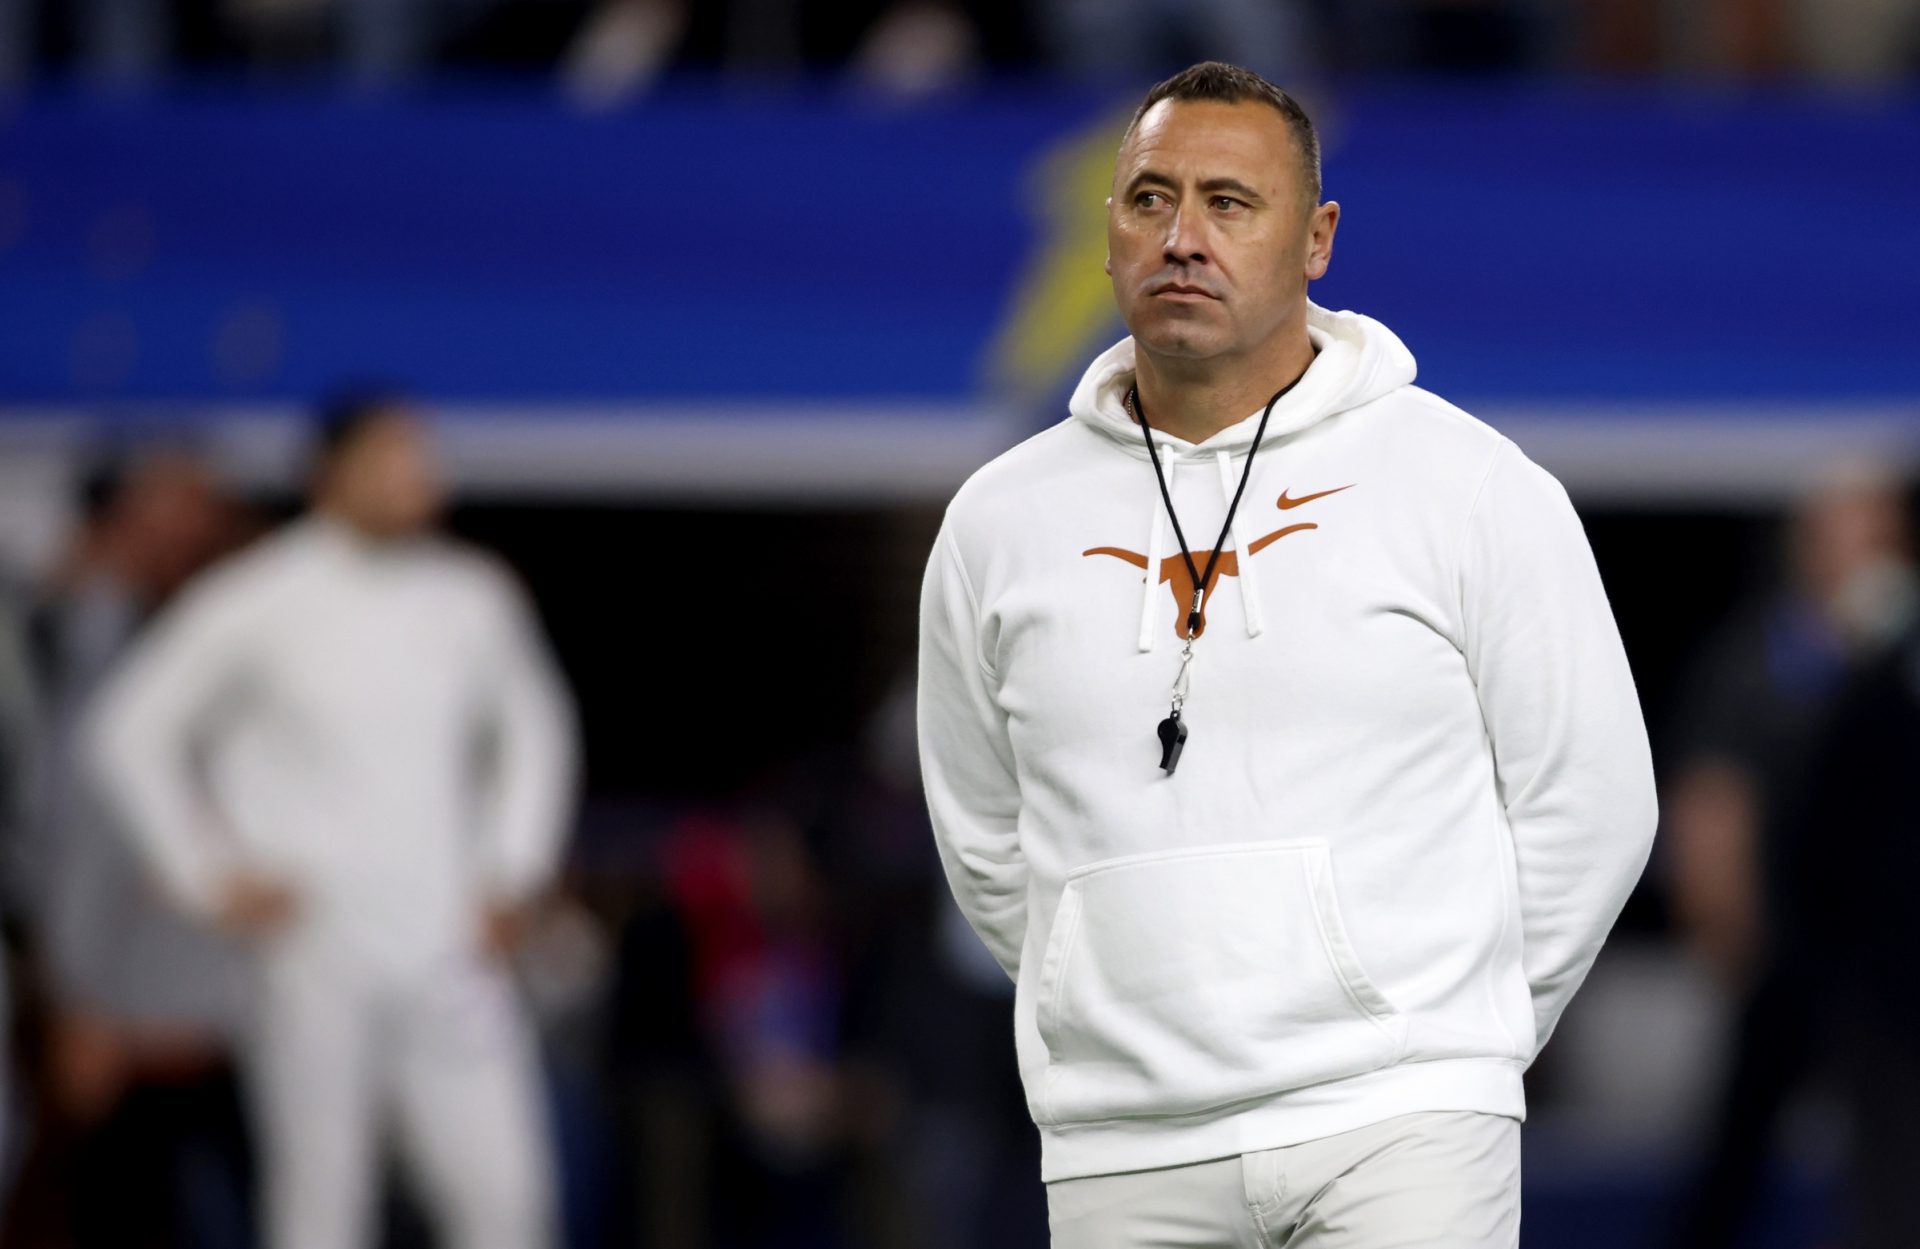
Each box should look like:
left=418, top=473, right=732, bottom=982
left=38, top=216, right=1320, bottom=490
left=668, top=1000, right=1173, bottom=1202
left=85, top=515, right=579, bottom=982
left=917, top=302, right=1658, bottom=1182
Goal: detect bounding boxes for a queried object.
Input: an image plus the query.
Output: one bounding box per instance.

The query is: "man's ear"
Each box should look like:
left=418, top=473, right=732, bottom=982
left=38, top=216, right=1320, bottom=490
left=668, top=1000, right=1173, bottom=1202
left=1305, top=200, right=1340, bottom=281
left=1104, top=195, right=1118, bottom=275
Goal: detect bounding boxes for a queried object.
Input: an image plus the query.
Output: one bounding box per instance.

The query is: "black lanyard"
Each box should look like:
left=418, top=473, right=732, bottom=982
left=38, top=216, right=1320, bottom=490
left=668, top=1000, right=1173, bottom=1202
left=1130, top=372, right=1305, bottom=773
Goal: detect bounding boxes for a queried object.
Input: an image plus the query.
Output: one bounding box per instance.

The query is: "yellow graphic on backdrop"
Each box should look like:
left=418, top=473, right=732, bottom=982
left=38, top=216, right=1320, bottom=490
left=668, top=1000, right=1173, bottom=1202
left=981, top=108, right=1133, bottom=402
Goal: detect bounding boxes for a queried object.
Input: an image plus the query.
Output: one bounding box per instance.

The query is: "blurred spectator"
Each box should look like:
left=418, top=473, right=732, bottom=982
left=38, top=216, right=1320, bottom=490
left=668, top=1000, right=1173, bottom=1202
left=1701, top=0, right=1920, bottom=79
left=850, top=1, right=982, bottom=96
left=842, top=675, right=1045, bottom=1249
left=85, top=392, right=580, bottom=1249
left=658, top=808, right=847, bottom=1249
left=226, top=0, right=437, bottom=84
left=1581, top=0, right=1920, bottom=78
left=1400, top=0, right=1550, bottom=70
left=1661, top=458, right=1918, bottom=1249
left=4, top=443, right=255, bottom=1249
left=6, top=0, right=1911, bottom=84
left=0, top=574, right=39, bottom=1166
left=0, top=0, right=171, bottom=88
left=1035, top=0, right=1312, bottom=82
left=561, top=0, right=687, bottom=107
left=0, top=589, right=34, bottom=862
left=1329, top=0, right=1554, bottom=73
left=1787, top=0, right=1920, bottom=80
left=1789, top=507, right=1920, bottom=1247
left=600, top=762, right=982, bottom=1249
left=602, top=857, right=707, bottom=1249
left=1696, top=0, right=1796, bottom=76
left=0, top=0, right=501, bottom=86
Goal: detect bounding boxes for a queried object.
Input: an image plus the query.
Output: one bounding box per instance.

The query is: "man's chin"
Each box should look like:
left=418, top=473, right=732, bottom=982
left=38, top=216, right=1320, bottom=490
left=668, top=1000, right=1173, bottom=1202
left=1128, top=324, right=1233, bottom=362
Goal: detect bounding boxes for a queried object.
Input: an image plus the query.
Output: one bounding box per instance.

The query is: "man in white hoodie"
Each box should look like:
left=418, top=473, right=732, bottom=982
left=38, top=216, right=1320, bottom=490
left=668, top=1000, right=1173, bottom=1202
left=88, top=393, right=579, bottom=1249
left=917, top=62, right=1658, bottom=1246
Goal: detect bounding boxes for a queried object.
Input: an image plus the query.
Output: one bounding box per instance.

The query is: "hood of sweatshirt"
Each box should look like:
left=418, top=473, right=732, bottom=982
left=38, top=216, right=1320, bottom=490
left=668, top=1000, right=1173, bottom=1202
left=1067, top=300, right=1418, bottom=457
left=1064, top=301, right=1419, bottom=650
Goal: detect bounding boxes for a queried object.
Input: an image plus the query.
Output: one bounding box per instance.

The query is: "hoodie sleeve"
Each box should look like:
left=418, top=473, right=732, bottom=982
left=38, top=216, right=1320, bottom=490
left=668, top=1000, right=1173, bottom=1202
left=472, top=566, right=580, bottom=904
left=917, top=521, right=1027, bottom=980
left=1458, top=437, right=1659, bottom=1057
left=83, top=572, right=255, bottom=920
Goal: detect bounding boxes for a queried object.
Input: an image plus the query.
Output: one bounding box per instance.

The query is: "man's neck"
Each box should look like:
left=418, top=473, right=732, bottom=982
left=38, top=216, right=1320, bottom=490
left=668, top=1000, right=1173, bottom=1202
left=313, top=502, right=396, bottom=547
left=1132, top=329, right=1318, bottom=445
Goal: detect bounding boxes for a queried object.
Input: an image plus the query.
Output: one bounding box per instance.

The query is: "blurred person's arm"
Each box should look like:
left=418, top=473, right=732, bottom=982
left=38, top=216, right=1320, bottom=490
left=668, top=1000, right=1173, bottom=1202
left=42, top=790, right=132, bottom=1024
left=1663, top=755, right=1763, bottom=989
left=1657, top=617, right=1775, bottom=992
left=82, top=569, right=265, bottom=925
left=0, top=593, right=39, bottom=910
left=1775, top=625, right=1916, bottom=1023
left=916, top=521, right=1025, bottom=981
left=1459, top=438, right=1660, bottom=1057
left=472, top=566, right=579, bottom=937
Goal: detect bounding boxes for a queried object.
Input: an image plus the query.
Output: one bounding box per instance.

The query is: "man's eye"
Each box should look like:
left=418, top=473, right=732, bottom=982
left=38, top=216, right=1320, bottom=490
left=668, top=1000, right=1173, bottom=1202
left=1212, top=196, right=1243, bottom=211
left=1135, top=191, right=1163, bottom=208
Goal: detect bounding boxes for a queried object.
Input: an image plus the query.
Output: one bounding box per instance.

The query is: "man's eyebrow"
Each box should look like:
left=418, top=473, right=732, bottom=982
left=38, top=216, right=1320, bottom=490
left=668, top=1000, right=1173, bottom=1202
left=1198, top=177, right=1266, bottom=203
left=1121, top=170, right=1268, bottom=204
left=1123, top=169, right=1179, bottom=197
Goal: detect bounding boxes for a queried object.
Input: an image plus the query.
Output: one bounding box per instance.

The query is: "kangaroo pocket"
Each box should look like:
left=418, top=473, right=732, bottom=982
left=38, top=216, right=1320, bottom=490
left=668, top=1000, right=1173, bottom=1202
left=1034, top=839, right=1407, bottom=1126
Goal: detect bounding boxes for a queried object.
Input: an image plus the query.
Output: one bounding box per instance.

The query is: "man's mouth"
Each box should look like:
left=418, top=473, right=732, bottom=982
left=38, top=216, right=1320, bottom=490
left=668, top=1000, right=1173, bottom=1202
left=1150, top=283, right=1220, bottom=301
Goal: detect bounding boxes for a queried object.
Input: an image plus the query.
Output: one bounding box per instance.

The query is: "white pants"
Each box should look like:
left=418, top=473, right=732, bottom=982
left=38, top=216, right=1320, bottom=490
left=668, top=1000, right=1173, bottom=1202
left=1047, top=1110, right=1520, bottom=1249
left=245, top=948, right=555, bottom=1249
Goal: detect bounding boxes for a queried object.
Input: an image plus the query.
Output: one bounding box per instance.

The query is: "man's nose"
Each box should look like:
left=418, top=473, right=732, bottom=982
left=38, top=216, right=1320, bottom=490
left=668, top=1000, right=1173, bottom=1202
left=1164, top=205, right=1209, bottom=265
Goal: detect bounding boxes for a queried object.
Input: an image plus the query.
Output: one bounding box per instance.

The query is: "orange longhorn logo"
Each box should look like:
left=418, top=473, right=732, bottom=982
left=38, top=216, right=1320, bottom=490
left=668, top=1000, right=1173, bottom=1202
left=1082, top=485, right=1353, bottom=639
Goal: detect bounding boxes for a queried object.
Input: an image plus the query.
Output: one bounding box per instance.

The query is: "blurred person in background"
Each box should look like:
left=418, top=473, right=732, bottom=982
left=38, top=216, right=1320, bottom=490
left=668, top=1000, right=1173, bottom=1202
left=919, top=61, right=1656, bottom=1248
left=1785, top=0, right=1920, bottom=80
left=1035, top=0, right=1312, bottom=82
left=847, top=1, right=983, bottom=97
left=2, top=443, right=255, bottom=1249
left=0, top=0, right=170, bottom=88
left=1360, top=0, right=1549, bottom=72
left=85, top=391, right=580, bottom=1249
left=1677, top=0, right=1919, bottom=79
left=1662, top=459, right=1917, bottom=1249
left=644, top=807, right=848, bottom=1249
left=224, top=0, right=440, bottom=83
left=561, top=0, right=687, bottom=106
left=848, top=675, right=1047, bottom=1249
left=0, top=573, right=39, bottom=1168
left=1786, top=475, right=1920, bottom=1248
left=0, top=0, right=483, bottom=86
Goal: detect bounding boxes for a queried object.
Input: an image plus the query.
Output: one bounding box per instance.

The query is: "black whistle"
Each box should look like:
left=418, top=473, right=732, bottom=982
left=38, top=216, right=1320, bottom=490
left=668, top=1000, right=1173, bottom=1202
left=1156, top=712, right=1188, bottom=774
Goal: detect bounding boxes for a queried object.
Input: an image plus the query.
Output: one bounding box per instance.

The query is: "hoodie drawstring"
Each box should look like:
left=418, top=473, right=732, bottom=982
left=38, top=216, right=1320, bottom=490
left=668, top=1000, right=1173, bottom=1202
left=1216, top=449, right=1265, bottom=639
left=1136, top=446, right=1168, bottom=652
left=1138, top=446, right=1264, bottom=652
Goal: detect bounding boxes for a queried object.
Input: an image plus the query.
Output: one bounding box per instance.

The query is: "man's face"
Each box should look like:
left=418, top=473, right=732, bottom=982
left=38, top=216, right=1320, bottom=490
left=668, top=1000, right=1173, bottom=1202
left=1106, top=99, right=1338, bottom=366
left=322, top=410, right=447, bottom=539
left=114, top=453, right=230, bottom=596
left=1791, top=469, right=1911, bottom=598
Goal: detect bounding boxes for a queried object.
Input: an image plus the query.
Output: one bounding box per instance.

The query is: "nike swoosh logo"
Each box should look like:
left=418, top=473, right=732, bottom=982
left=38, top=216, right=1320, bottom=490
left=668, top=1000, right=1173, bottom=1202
left=1277, top=484, right=1356, bottom=509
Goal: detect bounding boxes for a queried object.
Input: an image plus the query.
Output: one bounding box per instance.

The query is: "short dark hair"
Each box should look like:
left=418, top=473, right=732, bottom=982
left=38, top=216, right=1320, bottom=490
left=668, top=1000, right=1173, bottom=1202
left=1121, top=61, right=1322, bottom=207
left=313, top=383, right=411, bottom=471
left=76, top=433, right=202, bottom=524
